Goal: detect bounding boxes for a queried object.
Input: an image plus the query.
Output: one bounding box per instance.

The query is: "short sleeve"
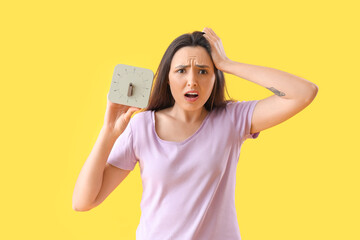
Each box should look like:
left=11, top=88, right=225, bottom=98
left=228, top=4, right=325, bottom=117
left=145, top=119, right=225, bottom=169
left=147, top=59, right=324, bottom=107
left=107, top=121, right=138, bottom=171
left=226, top=100, right=260, bottom=142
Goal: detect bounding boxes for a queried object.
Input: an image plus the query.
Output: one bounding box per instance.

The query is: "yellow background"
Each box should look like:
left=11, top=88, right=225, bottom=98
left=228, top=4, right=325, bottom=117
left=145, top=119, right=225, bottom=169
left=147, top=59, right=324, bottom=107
left=1, top=0, right=359, bottom=239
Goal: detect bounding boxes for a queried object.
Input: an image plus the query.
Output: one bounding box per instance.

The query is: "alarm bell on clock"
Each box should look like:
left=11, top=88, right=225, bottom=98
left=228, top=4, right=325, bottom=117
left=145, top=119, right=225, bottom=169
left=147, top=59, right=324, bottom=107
left=108, top=64, right=154, bottom=109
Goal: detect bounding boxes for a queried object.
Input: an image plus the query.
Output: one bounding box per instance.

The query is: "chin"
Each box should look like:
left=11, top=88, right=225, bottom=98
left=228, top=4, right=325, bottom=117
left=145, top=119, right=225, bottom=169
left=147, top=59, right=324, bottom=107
left=181, top=103, right=205, bottom=111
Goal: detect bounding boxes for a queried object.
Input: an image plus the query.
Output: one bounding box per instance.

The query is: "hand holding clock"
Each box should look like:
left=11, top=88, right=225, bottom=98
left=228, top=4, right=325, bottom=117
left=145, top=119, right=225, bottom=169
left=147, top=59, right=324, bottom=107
left=105, top=64, right=153, bottom=136
left=103, top=99, right=140, bottom=137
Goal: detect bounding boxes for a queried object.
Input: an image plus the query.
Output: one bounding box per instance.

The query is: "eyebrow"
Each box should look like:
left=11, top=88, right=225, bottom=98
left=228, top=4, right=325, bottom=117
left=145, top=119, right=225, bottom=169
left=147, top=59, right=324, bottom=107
left=175, top=64, right=210, bottom=69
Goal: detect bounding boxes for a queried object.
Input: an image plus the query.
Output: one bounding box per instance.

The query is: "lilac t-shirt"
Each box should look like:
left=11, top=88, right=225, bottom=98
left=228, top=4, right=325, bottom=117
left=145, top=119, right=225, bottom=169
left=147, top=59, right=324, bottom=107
left=107, top=100, right=260, bottom=240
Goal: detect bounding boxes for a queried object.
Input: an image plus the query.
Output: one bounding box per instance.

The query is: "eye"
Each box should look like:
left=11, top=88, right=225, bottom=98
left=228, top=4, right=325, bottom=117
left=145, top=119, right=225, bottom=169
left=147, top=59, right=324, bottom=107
left=176, top=69, right=185, bottom=73
left=199, top=69, right=208, bottom=74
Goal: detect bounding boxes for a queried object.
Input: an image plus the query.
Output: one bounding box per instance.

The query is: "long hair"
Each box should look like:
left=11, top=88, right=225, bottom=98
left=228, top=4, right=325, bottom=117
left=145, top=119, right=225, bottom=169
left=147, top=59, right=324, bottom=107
left=144, top=31, right=234, bottom=112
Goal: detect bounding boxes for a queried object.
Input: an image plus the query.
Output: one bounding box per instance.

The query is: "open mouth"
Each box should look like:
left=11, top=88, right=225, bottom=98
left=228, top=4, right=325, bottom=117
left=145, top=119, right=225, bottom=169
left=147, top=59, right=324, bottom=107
left=184, top=93, right=199, bottom=98
left=184, top=92, right=199, bottom=102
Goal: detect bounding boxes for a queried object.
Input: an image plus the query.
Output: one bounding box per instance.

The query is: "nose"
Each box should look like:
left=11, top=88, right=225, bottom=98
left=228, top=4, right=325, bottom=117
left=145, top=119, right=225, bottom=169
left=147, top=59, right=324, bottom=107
left=187, top=69, right=198, bottom=87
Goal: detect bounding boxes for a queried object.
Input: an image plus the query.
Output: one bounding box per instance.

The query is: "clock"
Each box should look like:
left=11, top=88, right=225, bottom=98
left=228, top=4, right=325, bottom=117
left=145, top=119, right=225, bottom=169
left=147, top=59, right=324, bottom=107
left=108, top=64, right=154, bottom=108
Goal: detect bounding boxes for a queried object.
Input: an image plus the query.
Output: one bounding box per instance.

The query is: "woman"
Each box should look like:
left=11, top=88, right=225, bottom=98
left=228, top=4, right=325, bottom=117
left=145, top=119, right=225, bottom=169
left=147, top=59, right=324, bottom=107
left=73, top=28, right=318, bottom=239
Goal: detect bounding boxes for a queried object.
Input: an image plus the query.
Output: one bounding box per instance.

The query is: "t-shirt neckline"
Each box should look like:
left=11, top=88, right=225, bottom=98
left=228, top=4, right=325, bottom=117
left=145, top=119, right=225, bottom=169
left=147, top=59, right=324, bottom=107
left=151, top=109, right=211, bottom=145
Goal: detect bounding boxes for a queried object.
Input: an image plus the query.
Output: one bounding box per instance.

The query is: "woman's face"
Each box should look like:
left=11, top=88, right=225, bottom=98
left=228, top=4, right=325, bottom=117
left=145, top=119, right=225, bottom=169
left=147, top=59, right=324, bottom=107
left=168, top=46, right=216, bottom=112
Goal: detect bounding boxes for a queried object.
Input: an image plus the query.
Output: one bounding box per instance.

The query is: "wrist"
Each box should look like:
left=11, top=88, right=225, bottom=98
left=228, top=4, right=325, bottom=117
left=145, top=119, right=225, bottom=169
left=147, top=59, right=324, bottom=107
left=218, top=59, right=234, bottom=73
left=100, top=126, right=119, bottom=140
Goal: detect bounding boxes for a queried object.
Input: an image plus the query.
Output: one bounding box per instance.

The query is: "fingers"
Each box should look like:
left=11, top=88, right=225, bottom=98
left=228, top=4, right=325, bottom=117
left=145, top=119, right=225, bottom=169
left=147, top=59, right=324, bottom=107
left=202, top=28, right=218, bottom=50
left=128, top=107, right=141, bottom=113
left=202, top=27, right=220, bottom=41
left=123, top=107, right=141, bottom=121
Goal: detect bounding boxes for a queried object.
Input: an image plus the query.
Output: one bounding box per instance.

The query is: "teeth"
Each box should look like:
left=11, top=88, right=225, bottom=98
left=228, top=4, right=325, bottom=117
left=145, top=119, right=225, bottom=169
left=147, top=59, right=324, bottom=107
left=187, top=93, right=198, bottom=95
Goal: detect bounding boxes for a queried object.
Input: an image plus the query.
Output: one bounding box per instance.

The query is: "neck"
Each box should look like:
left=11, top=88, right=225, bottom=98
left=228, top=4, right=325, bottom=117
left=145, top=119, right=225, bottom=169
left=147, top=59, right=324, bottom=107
left=169, top=104, right=208, bottom=123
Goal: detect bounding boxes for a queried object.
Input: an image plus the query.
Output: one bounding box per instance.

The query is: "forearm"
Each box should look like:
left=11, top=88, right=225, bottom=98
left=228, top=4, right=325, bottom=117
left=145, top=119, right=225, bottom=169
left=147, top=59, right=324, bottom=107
left=72, top=127, right=118, bottom=211
left=221, top=60, right=318, bottom=101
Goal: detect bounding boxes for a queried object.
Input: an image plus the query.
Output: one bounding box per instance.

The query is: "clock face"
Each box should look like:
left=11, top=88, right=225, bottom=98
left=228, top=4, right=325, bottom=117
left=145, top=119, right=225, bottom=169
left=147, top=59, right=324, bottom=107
left=108, top=64, right=154, bottom=108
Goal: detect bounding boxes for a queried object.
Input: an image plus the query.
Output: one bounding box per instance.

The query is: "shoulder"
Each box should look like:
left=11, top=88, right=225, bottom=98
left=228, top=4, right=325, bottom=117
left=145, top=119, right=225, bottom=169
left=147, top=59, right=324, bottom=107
left=212, top=100, right=238, bottom=114
left=225, top=100, right=240, bottom=108
left=130, top=110, right=151, bottom=124
left=130, top=107, right=174, bottom=124
left=154, top=108, right=174, bottom=122
left=224, top=100, right=257, bottom=111
left=222, top=100, right=259, bottom=122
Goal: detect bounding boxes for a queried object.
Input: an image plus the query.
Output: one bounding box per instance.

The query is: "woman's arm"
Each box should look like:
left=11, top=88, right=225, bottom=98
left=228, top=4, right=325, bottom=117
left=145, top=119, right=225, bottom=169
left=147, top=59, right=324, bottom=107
left=72, top=101, right=140, bottom=211
left=221, top=60, right=318, bottom=134
left=221, top=60, right=318, bottom=101
left=72, top=127, right=118, bottom=211
left=202, top=27, right=318, bottom=134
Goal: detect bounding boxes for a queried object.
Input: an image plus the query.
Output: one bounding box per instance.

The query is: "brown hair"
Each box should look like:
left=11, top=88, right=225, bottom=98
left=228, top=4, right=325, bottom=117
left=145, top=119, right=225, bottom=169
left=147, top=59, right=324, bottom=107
left=144, top=31, right=234, bottom=112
